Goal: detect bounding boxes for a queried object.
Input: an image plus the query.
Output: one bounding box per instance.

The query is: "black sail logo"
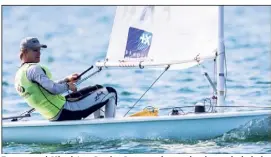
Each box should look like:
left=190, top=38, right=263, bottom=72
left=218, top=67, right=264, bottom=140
left=16, top=84, right=25, bottom=93
left=140, top=6, right=154, bottom=21
left=140, top=6, right=171, bottom=22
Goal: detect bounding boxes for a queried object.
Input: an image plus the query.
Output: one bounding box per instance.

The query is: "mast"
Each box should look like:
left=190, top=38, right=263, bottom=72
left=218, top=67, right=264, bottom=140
left=217, top=6, right=226, bottom=110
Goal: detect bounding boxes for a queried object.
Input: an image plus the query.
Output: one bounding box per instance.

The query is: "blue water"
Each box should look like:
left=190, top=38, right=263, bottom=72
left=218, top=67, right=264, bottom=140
left=2, top=6, right=271, bottom=154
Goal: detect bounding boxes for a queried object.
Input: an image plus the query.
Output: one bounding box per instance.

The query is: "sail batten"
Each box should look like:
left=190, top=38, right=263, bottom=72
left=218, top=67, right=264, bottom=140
left=96, top=6, right=219, bottom=70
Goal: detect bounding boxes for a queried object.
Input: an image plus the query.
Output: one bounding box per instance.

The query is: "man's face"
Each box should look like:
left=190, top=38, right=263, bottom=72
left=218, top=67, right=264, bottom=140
left=25, top=48, right=41, bottom=63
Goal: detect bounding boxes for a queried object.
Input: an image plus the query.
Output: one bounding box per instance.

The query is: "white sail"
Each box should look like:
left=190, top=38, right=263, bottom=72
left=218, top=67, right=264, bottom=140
left=96, top=6, right=219, bottom=70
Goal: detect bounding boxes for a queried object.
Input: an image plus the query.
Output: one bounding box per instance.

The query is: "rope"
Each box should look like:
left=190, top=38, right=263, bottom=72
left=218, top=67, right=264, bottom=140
left=123, top=65, right=170, bottom=117
left=5, top=108, right=36, bottom=121
left=76, top=67, right=102, bottom=86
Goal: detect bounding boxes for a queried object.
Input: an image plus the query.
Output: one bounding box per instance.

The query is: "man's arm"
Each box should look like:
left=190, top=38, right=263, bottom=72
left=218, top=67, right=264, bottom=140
left=56, top=78, right=68, bottom=84
left=26, top=65, right=69, bottom=94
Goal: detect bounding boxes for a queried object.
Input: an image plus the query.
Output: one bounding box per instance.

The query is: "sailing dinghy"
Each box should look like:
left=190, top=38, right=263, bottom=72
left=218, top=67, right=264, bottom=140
left=3, top=6, right=271, bottom=144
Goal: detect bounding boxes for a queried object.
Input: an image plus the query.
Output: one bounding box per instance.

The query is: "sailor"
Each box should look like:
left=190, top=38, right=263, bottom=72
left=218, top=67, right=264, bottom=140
left=14, top=37, right=117, bottom=121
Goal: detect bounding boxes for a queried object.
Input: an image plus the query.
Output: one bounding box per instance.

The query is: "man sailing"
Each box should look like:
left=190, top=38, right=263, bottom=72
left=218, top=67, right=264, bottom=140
left=14, top=37, right=117, bottom=121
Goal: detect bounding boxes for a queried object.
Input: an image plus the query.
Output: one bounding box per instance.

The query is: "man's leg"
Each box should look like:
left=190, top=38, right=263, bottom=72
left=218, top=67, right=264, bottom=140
left=105, top=98, right=116, bottom=117
left=104, top=87, right=117, bottom=118
left=94, top=87, right=118, bottom=118
left=65, top=84, right=103, bottom=101
left=56, top=86, right=117, bottom=121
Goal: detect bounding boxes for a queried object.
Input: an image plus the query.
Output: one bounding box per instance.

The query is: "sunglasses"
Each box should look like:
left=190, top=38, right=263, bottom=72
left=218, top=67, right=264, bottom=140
left=30, top=48, right=41, bottom=52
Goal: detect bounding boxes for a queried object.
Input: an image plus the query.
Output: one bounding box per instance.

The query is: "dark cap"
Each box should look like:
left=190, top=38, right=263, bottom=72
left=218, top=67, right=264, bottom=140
left=20, top=37, right=47, bottom=50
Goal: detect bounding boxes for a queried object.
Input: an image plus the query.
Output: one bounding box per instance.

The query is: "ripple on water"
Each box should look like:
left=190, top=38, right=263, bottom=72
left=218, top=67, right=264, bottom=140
left=47, top=56, right=54, bottom=63
left=121, top=91, right=133, bottom=96
left=2, top=81, right=9, bottom=86
left=177, top=87, right=195, bottom=93
left=255, top=81, right=271, bottom=85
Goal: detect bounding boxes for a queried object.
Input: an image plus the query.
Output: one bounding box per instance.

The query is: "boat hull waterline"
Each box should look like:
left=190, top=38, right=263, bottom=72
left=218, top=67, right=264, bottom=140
left=3, top=110, right=270, bottom=144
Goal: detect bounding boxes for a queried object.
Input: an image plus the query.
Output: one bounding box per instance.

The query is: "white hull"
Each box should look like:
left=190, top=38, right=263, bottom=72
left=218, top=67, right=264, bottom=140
left=3, top=110, right=270, bottom=144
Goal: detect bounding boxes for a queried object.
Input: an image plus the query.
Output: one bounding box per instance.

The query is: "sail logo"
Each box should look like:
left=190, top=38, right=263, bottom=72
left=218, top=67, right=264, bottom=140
left=140, top=33, right=151, bottom=46
left=124, top=27, right=153, bottom=59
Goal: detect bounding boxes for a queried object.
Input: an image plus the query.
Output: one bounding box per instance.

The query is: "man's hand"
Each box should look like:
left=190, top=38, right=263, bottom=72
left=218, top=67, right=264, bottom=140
left=65, top=73, right=80, bottom=83
left=67, top=82, right=77, bottom=92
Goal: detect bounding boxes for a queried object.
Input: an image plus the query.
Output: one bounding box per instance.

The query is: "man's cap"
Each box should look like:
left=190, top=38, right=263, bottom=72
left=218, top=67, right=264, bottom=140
left=20, top=37, right=47, bottom=50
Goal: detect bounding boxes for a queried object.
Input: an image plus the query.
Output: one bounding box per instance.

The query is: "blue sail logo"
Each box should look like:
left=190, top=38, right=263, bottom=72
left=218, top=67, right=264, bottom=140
left=140, top=33, right=152, bottom=46
left=124, top=27, right=153, bottom=59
